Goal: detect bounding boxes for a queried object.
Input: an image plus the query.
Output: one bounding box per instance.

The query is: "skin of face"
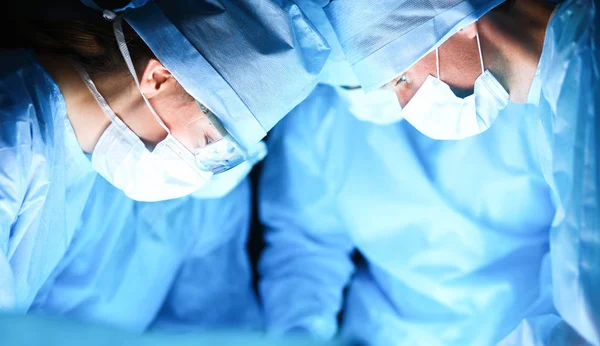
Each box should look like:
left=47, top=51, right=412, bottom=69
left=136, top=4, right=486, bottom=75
left=41, top=53, right=221, bottom=154
left=383, top=0, right=556, bottom=107
left=385, top=23, right=483, bottom=107
left=130, top=58, right=222, bottom=151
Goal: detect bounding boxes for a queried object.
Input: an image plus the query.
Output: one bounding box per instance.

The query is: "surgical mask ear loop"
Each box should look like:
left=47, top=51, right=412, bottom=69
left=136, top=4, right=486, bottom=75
left=476, top=32, right=485, bottom=74
left=112, top=17, right=172, bottom=136
left=435, top=47, right=440, bottom=80
left=74, top=65, right=120, bottom=123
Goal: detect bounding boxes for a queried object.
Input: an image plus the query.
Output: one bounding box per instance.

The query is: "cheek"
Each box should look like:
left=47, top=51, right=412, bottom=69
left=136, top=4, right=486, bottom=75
left=393, top=72, right=430, bottom=107
left=437, top=35, right=481, bottom=95
left=124, top=100, right=169, bottom=146
left=169, top=102, right=223, bottom=151
left=395, top=86, right=418, bottom=108
left=393, top=53, right=437, bottom=107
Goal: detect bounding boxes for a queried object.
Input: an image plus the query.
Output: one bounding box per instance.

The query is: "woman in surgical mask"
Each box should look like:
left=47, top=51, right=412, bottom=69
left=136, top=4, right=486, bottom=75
left=28, top=17, right=263, bottom=202
left=0, top=0, right=327, bottom=330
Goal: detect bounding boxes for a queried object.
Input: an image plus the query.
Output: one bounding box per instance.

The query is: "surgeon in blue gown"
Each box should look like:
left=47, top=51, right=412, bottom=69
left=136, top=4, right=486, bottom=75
left=0, top=0, right=328, bottom=330
left=259, top=0, right=599, bottom=344
left=325, top=0, right=599, bottom=343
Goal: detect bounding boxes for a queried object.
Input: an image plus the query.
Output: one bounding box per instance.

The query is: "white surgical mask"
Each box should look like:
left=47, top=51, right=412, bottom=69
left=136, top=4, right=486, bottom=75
left=91, top=112, right=213, bottom=201
left=401, top=33, right=509, bottom=140
left=339, top=87, right=404, bottom=125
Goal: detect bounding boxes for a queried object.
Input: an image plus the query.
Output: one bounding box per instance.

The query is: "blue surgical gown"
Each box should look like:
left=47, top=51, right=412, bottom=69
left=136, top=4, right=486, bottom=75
left=0, top=49, right=261, bottom=332
left=524, top=0, right=600, bottom=343
left=259, top=83, right=557, bottom=345
left=0, top=49, right=98, bottom=310
left=31, top=176, right=261, bottom=332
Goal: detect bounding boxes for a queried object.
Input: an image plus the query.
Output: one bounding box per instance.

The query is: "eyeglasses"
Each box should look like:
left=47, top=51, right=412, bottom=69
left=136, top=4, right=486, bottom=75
left=193, top=103, right=266, bottom=175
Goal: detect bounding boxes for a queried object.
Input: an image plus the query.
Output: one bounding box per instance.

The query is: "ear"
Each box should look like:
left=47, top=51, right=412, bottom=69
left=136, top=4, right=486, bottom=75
left=139, top=58, right=174, bottom=99
left=458, top=22, right=479, bottom=40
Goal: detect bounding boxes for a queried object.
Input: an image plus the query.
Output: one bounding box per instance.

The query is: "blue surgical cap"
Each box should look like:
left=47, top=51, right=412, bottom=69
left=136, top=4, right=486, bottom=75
left=121, top=0, right=330, bottom=149
left=324, top=0, right=504, bottom=91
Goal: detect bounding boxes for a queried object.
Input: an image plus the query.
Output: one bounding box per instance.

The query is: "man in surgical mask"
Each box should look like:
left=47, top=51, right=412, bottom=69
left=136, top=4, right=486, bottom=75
left=325, top=0, right=598, bottom=343
left=259, top=0, right=599, bottom=344
left=378, top=1, right=548, bottom=140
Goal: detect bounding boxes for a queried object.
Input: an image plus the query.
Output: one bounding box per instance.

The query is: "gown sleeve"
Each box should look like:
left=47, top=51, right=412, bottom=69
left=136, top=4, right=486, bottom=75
left=258, top=86, right=356, bottom=339
left=534, top=0, right=600, bottom=343
left=0, top=75, right=39, bottom=309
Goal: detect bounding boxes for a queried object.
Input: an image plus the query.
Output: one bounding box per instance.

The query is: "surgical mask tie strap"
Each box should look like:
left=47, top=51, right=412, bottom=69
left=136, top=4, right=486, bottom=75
left=113, top=17, right=172, bottom=135
left=73, top=64, right=120, bottom=123
left=476, top=32, right=485, bottom=74
left=435, top=47, right=440, bottom=80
